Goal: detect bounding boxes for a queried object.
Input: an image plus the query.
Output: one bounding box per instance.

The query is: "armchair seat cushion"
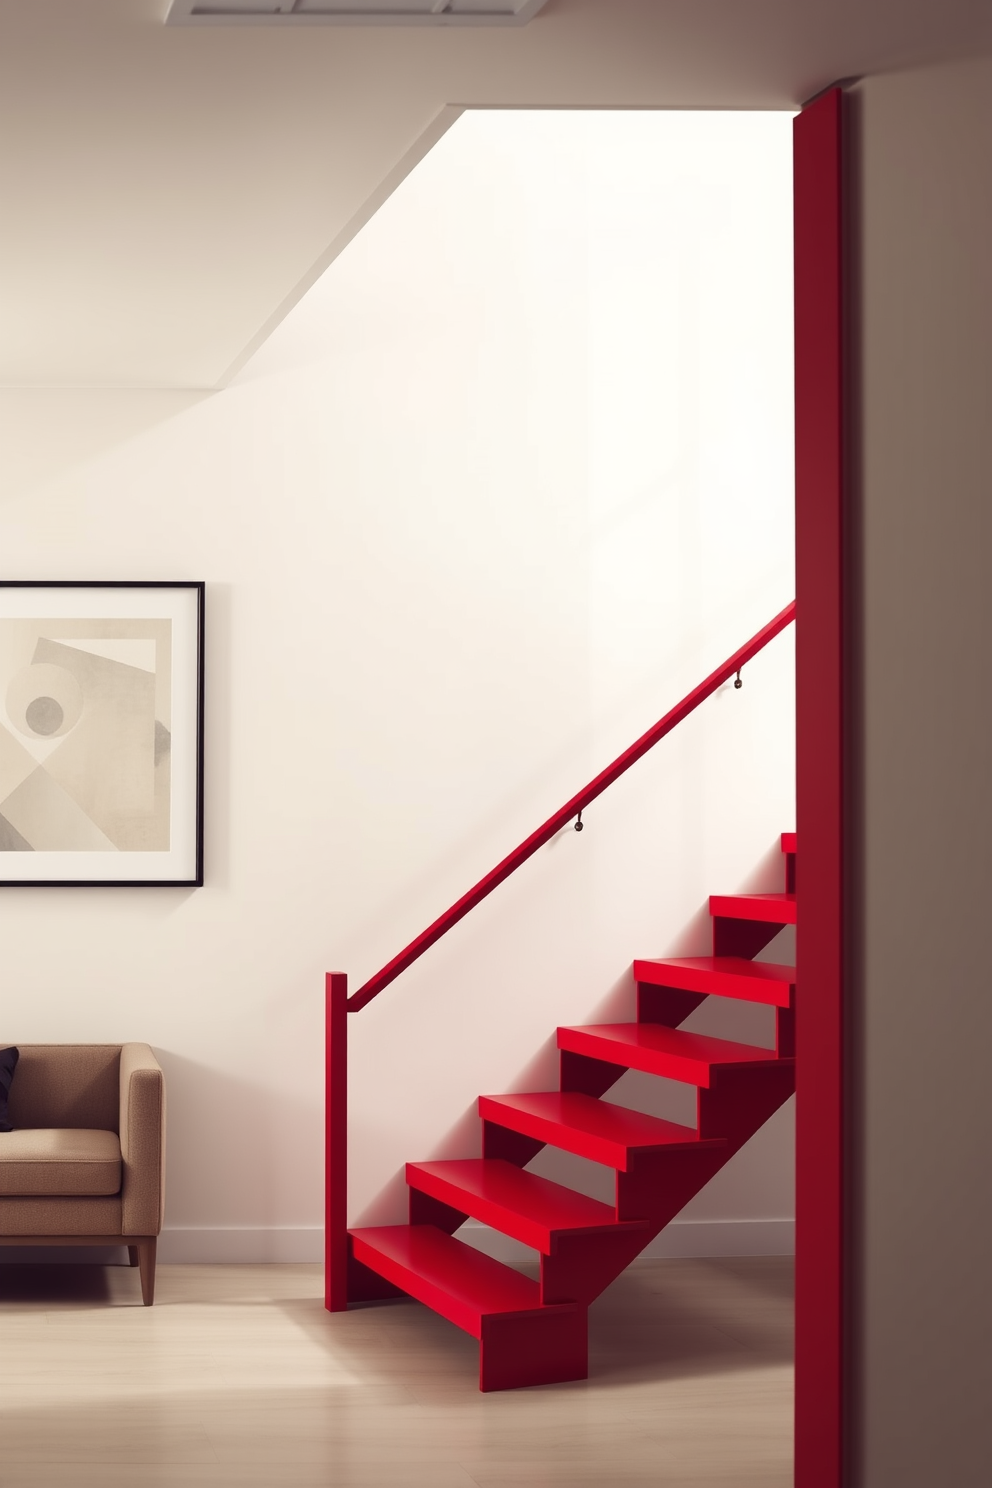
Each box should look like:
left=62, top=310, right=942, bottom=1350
left=0, top=1129, right=121, bottom=1196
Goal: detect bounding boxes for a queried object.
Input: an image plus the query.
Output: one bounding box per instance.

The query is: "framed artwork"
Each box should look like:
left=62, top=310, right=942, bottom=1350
left=0, top=582, right=204, bottom=886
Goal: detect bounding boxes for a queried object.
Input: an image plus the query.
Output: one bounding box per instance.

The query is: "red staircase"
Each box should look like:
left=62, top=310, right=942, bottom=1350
left=345, top=834, right=796, bottom=1390
left=325, top=605, right=797, bottom=1391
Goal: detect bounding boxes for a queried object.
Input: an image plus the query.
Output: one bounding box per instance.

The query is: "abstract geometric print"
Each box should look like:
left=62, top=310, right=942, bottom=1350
left=0, top=619, right=172, bottom=852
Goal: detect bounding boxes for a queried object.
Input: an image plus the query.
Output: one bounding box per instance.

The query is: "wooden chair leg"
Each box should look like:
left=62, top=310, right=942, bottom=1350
left=135, top=1238, right=157, bottom=1305
left=128, top=1246, right=140, bottom=1268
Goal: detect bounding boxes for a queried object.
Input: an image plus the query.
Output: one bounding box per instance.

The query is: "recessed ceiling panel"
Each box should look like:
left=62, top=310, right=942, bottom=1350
left=165, top=0, right=549, bottom=24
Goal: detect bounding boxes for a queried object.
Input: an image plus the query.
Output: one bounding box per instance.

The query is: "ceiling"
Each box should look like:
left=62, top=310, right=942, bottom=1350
left=0, top=0, right=988, bottom=389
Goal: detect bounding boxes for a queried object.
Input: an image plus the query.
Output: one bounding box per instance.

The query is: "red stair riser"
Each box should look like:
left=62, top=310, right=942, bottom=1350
left=541, top=1229, right=650, bottom=1306
left=482, top=1120, right=545, bottom=1168
left=777, top=1005, right=796, bottom=1059
left=635, top=983, right=707, bottom=1028
left=408, top=1185, right=467, bottom=1236
left=480, top=1308, right=588, bottom=1391
left=559, top=1048, right=625, bottom=1099
left=697, top=1063, right=796, bottom=1145
left=347, top=1247, right=408, bottom=1303
left=713, top=917, right=784, bottom=959
left=616, top=1145, right=728, bottom=1225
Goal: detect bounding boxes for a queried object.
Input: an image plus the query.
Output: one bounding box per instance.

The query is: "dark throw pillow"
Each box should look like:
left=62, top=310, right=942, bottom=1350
left=0, top=1046, right=19, bottom=1132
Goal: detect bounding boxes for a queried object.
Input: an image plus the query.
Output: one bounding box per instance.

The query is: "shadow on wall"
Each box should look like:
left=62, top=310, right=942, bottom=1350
left=0, top=390, right=211, bottom=505
left=736, top=838, right=790, bottom=896
left=352, top=964, right=638, bottom=1228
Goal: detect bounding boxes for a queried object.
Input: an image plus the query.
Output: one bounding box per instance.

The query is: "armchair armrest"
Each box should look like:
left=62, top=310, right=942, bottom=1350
left=119, top=1044, right=165, bottom=1237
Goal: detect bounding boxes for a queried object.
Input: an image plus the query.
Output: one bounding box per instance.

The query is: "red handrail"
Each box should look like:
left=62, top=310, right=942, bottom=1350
left=347, top=601, right=795, bottom=1012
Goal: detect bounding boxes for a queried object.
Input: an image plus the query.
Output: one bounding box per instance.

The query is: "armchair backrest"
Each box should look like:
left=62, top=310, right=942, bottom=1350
left=4, top=1045, right=121, bottom=1132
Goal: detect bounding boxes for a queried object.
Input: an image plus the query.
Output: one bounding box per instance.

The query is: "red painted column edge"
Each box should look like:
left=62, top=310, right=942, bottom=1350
left=794, top=89, right=845, bottom=1488
left=325, top=971, right=349, bottom=1311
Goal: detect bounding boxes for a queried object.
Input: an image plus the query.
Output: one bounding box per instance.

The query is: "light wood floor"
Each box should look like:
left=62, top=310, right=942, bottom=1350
left=0, top=1257, right=793, bottom=1487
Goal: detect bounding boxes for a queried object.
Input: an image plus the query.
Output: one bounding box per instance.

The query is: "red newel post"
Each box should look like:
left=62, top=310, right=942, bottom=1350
left=794, top=85, right=846, bottom=1488
left=325, top=971, right=349, bottom=1311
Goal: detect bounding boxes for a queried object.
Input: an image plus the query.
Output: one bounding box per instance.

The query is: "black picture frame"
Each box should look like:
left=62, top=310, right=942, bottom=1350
left=0, top=581, right=204, bottom=886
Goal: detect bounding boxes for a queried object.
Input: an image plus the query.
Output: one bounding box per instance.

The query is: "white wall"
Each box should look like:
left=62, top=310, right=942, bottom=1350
left=851, top=58, right=992, bottom=1488
left=0, top=109, right=795, bottom=1262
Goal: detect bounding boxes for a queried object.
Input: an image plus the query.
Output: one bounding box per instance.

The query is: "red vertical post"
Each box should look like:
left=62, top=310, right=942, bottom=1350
left=794, top=89, right=845, bottom=1487
left=325, top=971, right=349, bottom=1311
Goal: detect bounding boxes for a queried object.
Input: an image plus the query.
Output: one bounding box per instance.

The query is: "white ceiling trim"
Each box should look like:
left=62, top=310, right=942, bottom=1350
left=165, top=0, right=549, bottom=25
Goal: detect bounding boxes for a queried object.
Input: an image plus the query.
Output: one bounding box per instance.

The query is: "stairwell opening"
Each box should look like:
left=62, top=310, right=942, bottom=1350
left=252, top=97, right=797, bottom=1419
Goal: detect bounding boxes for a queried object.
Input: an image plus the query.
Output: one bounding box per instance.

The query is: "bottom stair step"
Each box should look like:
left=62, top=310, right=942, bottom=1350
left=350, top=1224, right=588, bottom=1391
left=349, top=1223, right=566, bottom=1335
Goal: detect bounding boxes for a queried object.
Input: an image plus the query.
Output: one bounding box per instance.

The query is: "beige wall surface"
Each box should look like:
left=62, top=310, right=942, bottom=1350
left=0, top=110, right=796, bottom=1265
left=851, top=56, right=992, bottom=1488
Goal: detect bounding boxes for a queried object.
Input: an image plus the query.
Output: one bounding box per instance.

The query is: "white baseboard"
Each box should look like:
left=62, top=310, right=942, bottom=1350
left=158, top=1227, right=323, bottom=1263
left=161, top=1219, right=794, bottom=1264
left=640, top=1217, right=794, bottom=1258
left=0, top=1230, right=324, bottom=1266
left=0, top=1220, right=793, bottom=1267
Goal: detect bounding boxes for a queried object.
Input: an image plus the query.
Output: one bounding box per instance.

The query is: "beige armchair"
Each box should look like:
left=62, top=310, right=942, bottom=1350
left=0, top=1044, right=165, bottom=1304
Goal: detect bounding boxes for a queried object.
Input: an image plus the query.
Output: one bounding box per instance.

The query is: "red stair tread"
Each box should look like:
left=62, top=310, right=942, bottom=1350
left=633, top=956, right=795, bottom=1007
left=558, top=1022, right=783, bottom=1087
left=407, top=1158, right=641, bottom=1253
left=709, top=892, right=797, bottom=925
left=781, top=832, right=797, bottom=854
left=350, top=1223, right=561, bottom=1338
left=479, top=1090, right=712, bottom=1170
